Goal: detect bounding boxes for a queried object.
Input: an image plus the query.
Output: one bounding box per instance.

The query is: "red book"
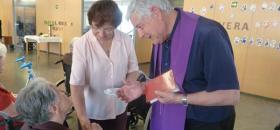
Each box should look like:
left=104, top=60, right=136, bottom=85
left=144, top=70, right=179, bottom=103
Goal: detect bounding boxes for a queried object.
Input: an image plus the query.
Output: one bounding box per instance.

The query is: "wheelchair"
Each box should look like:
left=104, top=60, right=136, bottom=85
left=126, top=95, right=150, bottom=130
left=126, top=73, right=151, bottom=130
left=54, top=55, right=75, bottom=128
left=55, top=53, right=72, bottom=96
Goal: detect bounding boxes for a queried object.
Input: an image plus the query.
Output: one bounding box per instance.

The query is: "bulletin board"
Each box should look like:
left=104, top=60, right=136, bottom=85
left=184, top=0, right=280, bottom=100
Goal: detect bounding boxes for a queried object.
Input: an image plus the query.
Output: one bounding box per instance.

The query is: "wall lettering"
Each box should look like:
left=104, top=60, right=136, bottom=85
left=222, top=22, right=249, bottom=31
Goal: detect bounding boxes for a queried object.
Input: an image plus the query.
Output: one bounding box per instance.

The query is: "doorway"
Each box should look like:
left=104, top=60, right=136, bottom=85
left=13, top=0, right=36, bottom=49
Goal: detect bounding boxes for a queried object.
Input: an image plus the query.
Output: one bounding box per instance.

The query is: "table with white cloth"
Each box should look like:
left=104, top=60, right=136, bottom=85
left=23, top=35, right=63, bottom=59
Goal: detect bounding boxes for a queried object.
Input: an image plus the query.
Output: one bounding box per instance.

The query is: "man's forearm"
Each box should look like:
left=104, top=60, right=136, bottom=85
left=184, top=89, right=240, bottom=106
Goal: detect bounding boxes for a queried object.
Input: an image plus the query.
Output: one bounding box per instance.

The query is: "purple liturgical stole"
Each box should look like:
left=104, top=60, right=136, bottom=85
left=150, top=9, right=199, bottom=130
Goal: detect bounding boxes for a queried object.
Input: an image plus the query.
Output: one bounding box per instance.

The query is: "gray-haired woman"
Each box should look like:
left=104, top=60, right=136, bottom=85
left=15, top=78, right=102, bottom=130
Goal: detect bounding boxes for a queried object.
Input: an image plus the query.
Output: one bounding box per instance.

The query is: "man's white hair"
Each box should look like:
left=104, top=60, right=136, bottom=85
left=126, top=0, right=174, bottom=20
left=0, top=42, right=7, bottom=57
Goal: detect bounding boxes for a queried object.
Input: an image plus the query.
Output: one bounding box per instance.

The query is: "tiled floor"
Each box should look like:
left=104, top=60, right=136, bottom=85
left=1, top=47, right=280, bottom=130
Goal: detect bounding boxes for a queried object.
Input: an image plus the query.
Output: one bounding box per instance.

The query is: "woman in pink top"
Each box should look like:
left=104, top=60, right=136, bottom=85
left=70, top=1, right=139, bottom=130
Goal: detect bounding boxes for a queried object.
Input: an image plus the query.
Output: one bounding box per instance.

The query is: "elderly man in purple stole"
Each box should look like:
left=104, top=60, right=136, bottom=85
left=118, top=0, right=240, bottom=130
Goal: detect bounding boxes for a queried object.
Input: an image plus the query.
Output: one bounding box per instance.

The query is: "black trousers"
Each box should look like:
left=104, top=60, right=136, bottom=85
left=185, top=112, right=235, bottom=130
left=275, top=123, right=280, bottom=130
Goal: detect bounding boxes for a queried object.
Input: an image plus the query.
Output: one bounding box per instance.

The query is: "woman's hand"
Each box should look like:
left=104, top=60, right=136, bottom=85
left=90, top=123, right=103, bottom=130
left=79, top=116, right=92, bottom=130
left=117, top=80, right=144, bottom=103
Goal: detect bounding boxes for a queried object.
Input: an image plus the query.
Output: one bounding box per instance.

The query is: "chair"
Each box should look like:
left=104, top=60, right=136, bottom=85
left=126, top=73, right=151, bottom=130
left=55, top=53, right=72, bottom=96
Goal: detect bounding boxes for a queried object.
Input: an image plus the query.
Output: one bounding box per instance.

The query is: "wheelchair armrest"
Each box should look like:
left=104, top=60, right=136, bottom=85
left=54, top=60, right=63, bottom=64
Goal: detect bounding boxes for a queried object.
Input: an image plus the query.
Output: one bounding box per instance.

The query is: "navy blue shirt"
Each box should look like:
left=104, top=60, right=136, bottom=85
left=150, top=9, right=239, bottom=123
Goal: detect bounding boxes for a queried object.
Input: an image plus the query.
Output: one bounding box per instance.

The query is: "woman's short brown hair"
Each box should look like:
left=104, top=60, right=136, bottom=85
left=87, top=0, right=122, bottom=28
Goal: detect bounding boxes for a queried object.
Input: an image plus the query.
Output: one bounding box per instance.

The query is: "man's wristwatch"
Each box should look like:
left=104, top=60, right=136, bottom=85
left=181, top=95, right=188, bottom=107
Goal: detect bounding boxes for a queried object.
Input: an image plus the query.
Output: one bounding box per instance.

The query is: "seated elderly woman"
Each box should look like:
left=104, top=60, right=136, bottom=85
left=0, top=42, right=23, bottom=130
left=0, top=42, right=17, bottom=117
left=15, top=78, right=102, bottom=130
